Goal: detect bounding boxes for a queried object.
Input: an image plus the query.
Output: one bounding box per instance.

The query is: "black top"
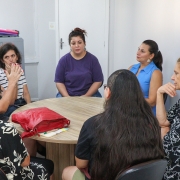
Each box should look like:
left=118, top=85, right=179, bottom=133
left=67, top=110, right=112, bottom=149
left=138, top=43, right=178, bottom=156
left=0, top=120, right=52, bottom=180
left=76, top=114, right=164, bottom=180
left=75, top=116, right=96, bottom=180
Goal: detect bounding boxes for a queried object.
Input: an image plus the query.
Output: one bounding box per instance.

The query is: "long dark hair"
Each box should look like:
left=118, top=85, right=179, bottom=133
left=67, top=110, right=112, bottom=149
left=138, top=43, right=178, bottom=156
left=143, top=40, right=163, bottom=71
left=68, top=27, right=87, bottom=44
left=0, top=43, right=22, bottom=69
left=90, top=70, right=164, bottom=180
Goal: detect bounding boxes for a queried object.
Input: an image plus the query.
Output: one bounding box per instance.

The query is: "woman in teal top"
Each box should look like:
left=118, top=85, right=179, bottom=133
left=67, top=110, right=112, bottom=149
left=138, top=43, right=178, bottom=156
left=129, top=40, right=163, bottom=115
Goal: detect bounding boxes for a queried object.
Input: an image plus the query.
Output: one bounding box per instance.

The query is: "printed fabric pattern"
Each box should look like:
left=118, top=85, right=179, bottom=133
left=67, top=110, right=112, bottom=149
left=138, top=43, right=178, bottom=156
left=163, top=99, right=180, bottom=180
left=0, top=121, right=50, bottom=180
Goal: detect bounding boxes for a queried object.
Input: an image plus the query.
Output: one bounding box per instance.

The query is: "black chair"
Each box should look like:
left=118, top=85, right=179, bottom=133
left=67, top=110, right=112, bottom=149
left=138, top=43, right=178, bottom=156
left=163, top=93, right=168, bottom=104
left=0, top=168, right=8, bottom=180
left=116, top=159, right=167, bottom=180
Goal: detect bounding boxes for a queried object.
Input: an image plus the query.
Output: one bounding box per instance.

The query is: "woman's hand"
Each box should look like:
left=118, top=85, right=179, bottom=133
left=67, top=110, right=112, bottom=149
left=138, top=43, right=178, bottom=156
left=4, top=64, right=22, bottom=104
left=0, top=64, right=23, bottom=113
left=80, top=167, right=91, bottom=179
left=83, top=82, right=102, bottom=97
left=157, top=83, right=176, bottom=97
left=5, top=63, right=23, bottom=85
left=56, top=83, right=70, bottom=97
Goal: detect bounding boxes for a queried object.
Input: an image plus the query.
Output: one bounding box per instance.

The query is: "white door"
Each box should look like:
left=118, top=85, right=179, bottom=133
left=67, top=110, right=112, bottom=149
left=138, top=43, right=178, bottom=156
left=56, top=0, right=109, bottom=94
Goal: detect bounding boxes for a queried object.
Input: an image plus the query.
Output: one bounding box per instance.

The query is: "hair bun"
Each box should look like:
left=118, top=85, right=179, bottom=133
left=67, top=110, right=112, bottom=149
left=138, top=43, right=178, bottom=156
left=73, top=27, right=87, bottom=35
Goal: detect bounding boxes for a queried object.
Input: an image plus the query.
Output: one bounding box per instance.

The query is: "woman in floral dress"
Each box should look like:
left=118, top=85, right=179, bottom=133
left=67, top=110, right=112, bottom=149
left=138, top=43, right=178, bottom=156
left=0, top=121, right=54, bottom=180
left=156, top=58, right=180, bottom=179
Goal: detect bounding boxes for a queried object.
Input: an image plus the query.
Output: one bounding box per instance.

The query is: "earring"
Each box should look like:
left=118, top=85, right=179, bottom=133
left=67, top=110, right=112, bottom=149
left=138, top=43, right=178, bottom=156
left=147, top=59, right=151, bottom=63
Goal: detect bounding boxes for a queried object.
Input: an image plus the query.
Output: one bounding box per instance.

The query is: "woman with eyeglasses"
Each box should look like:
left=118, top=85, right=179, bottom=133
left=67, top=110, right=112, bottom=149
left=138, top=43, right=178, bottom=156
left=129, top=40, right=163, bottom=115
left=62, top=69, right=164, bottom=180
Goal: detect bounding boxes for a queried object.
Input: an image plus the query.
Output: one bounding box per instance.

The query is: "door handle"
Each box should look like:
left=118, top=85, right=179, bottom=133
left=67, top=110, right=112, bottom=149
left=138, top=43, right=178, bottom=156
left=60, top=38, right=64, bottom=49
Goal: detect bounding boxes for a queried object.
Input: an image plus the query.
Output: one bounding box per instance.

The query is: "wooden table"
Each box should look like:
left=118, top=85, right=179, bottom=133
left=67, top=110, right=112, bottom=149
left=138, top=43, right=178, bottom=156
left=10, top=97, right=104, bottom=180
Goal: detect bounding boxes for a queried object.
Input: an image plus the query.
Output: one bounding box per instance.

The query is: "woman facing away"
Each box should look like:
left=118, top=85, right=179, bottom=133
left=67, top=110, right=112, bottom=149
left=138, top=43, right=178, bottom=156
left=62, top=69, right=164, bottom=180
left=129, top=40, right=163, bottom=115
left=0, top=43, right=31, bottom=117
left=54, top=27, right=104, bottom=97
left=156, top=58, right=180, bottom=180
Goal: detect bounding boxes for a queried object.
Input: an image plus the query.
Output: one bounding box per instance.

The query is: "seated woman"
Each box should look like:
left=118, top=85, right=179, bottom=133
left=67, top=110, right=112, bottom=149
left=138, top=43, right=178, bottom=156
left=156, top=58, right=180, bottom=180
left=0, top=63, right=54, bottom=180
left=0, top=43, right=41, bottom=157
left=128, top=40, right=163, bottom=115
left=62, top=69, right=164, bottom=180
left=0, top=43, right=31, bottom=117
left=54, top=27, right=104, bottom=97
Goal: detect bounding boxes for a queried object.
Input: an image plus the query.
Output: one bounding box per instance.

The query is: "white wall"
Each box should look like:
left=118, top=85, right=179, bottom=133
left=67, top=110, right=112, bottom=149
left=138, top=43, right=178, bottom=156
left=1, top=0, right=180, bottom=107
left=109, top=0, right=180, bottom=109
left=0, top=0, right=57, bottom=100
left=0, top=0, right=36, bottom=58
left=34, top=0, right=56, bottom=99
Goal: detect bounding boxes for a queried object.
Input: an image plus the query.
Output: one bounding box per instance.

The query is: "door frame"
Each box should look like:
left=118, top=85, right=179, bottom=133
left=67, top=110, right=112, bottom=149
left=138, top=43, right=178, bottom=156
left=55, top=0, right=110, bottom=77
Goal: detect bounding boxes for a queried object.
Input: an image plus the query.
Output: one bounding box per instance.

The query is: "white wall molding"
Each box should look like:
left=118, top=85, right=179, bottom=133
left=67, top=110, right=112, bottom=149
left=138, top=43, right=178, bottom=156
left=31, top=98, right=39, bottom=102
left=24, top=57, right=39, bottom=64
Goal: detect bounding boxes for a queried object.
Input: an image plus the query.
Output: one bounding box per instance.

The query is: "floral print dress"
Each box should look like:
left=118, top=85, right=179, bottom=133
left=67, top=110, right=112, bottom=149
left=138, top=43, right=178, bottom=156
left=163, top=99, right=180, bottom=180
left=0, top=121, right=50, bottom=180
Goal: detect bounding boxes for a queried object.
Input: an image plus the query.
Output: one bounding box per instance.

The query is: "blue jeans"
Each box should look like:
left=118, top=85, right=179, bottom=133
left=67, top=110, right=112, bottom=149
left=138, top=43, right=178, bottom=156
left=4, top=106, right=18, bottom=117
left=4, top=98, right=27, bottom=117
left=56, top=91, right=102, bottom=98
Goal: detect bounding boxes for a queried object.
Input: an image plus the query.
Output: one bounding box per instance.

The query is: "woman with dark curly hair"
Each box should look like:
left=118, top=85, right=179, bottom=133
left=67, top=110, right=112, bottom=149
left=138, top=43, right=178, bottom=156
left=0, top=43, right=31, bottom=117
left=0, top=64, right=54, bottom=180
left=62, top=69, right=164, bottom=180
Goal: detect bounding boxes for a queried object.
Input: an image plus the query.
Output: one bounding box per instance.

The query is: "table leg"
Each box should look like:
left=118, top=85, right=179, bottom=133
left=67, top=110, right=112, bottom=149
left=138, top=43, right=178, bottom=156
left=46, top=143, right=75, bottom=180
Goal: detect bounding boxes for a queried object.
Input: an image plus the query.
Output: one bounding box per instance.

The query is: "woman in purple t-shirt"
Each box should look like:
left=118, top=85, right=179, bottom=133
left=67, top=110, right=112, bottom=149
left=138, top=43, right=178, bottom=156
left=54, top=28, right=103, bottom=97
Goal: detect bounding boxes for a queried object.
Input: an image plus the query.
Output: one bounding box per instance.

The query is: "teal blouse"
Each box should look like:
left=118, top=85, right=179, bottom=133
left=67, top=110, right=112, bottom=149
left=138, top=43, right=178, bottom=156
left=130, top=61, right=160, bottom=115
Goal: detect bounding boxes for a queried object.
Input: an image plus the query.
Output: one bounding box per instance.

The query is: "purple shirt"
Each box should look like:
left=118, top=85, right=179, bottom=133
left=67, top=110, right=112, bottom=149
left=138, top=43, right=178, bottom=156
left=54, top=52, right=103, bottom=96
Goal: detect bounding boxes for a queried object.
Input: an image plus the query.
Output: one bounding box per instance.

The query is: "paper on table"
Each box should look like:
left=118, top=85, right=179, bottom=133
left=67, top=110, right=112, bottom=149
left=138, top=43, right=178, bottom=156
left=39, top=128, right=68, bottom=137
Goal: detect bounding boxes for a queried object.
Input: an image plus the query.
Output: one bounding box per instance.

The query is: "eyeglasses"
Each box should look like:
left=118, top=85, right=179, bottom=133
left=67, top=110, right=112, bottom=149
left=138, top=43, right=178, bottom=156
left=103, top=84, right=107, bottom=89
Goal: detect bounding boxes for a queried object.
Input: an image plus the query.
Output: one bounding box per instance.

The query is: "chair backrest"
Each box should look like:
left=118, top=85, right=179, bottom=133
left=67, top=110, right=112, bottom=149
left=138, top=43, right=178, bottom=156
left=116, top=159, right=167, bottom=180
left=163, top=93, right=168, bottom=104
left=0, top=168, right=8, bottom=180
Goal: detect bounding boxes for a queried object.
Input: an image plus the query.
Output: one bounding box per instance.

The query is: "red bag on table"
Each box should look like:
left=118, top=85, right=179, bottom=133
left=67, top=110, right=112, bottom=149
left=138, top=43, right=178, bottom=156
left=12, top=107, right=70, bottom=138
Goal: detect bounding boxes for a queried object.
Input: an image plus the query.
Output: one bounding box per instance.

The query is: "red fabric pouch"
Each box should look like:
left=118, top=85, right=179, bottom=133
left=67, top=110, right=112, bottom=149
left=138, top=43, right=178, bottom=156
left=12, top=107, right=70, bottom=138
